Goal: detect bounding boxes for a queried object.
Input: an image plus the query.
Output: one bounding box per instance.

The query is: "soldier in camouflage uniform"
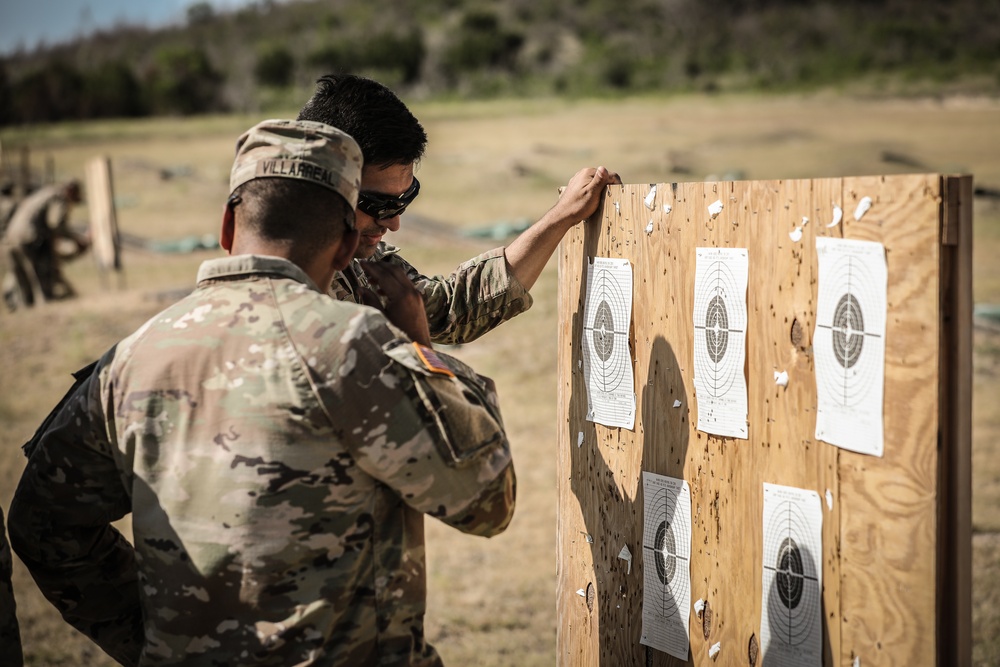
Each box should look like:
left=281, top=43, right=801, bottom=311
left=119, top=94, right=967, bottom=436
left=2, top=179, right=90, bottom=311
left=8, top=119, right=515, bottom=666
left=298, top=73, right=621, bottom=345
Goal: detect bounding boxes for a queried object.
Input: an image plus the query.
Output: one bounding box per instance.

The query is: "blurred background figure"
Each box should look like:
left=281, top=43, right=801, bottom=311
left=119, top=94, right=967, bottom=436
left=2, top=179, right=90, bottom=311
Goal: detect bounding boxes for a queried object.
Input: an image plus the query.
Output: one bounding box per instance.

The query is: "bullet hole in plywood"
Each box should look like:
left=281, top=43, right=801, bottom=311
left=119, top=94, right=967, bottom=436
left=790, top=318, right=803, bottom=347
left=586, top=582, right=595, bottom=613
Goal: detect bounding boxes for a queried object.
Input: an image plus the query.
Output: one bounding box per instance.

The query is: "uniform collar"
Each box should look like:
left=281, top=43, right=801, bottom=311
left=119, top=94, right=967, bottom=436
left=196, top=255, right=320, bottom=292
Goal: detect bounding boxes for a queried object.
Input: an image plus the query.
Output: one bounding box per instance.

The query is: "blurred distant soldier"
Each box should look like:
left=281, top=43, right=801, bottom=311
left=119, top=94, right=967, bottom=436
left=0, top=182, right=17, bottom=231
left=298, top=73, right=620, bottom=344
left=9, top=119, right=515, bottom=666
left=2, top=179, right=90, bottom=311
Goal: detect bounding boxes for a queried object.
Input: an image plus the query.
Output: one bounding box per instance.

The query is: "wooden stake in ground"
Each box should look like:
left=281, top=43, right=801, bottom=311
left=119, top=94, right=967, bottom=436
left=85, top=156, right=124, bottom=289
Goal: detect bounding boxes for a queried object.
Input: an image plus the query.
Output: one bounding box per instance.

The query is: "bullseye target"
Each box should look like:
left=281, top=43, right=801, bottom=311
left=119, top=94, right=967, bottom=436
left=813, top=237, right=887, bottom=456
left=584, top=266, right=630, bottom=392
left=815, top=240, right=886, bottom=408
left=641, top=473, right=692, bottom=660
left=831, top=293, right=865, bottom=368
left=761, top=484, right=823, bottom=666
left=653, top=521, right=678, bottom=588
left=694, top=258, right=745, bottom=397
left=642, top=484, right=690, bottom=620
left=705, top=295, right=730, bottom=363
left=592, top=300, right=616, bottom=363
left=692, top=248, right=749, bottom=439
left=775, top=537, right=806, bottom=610
left=582, top=257, right=635, bottom=428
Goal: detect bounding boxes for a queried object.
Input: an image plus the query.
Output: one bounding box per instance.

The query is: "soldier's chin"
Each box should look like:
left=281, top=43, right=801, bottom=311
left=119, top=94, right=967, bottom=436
left=354, top=243, right=379, bottom=259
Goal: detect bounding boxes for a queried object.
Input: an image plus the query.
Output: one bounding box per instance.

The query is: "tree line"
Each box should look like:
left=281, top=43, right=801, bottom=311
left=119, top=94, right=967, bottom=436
left=1, top=0, right=998, bottom=126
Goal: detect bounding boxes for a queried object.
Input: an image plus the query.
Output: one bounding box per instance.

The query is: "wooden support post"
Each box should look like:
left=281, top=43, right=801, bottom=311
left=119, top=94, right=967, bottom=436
left=937, top=174, right=973, bottom=666
left=85, top=156, right=124, bottom=288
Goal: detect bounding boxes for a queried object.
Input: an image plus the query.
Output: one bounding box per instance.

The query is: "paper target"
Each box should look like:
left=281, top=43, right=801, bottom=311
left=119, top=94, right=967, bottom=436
left=644, top=488, right=689, bottom=620
left=696, top=285, right=741, bottom=396
left=814, top=237, right=887, bottom=456
left=816, top=250, right=884, bottom=407
left=761, top=483, right=823, bottom=667
left=692, top=247, right=749, bottom=438
left=582, top=257, right=636, bottom=429
left=640, top=473, right=692, bottom=660
left=587, top=269, right=629, bottom=392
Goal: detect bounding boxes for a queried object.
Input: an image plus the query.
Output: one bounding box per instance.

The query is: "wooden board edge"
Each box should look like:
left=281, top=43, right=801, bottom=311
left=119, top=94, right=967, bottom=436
left=937, top=174, right=973, bottom=665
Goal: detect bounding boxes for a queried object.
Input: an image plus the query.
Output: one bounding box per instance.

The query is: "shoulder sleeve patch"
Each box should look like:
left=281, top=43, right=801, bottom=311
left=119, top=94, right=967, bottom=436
left=412, top=342, right=455, bottom=377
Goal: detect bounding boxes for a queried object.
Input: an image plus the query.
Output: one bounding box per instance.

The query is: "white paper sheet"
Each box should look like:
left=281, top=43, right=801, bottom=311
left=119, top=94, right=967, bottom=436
left=692, top=247, right=749, bottom=438
left=814, top=237, right=887, bottom=456
left=582, top=257, right=636, bottom=429
left=640, top=472, right=692, bottom=660
left=761, top=483, right=823, bottom=667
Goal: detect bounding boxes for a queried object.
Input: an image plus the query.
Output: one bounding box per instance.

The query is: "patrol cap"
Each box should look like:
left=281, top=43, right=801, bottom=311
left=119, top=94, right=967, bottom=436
left=230, top=119, right=363, bottom=222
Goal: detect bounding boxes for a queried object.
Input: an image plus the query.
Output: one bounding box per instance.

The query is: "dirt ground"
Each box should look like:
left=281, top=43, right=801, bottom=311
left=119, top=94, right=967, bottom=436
left=1, top=92, right=999, bottom=665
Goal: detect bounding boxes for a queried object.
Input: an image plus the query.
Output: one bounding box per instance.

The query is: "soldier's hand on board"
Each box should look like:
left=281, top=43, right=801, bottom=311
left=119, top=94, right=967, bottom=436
left=554, top=166, right=621, bottom=227
left=359, top=261, right=433, bottom=348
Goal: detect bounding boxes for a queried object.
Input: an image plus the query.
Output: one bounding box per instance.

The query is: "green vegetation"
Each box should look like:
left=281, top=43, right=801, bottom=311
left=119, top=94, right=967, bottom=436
left=254, top=44, right=296, bottom=88
left=146, top=46, right=226, bottom=116
left=2, top=0, right=1000, bottom=125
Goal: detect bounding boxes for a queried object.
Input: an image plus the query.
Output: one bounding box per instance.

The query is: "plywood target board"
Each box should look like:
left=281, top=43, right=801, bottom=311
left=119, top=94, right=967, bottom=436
left=555, top=174, right=972, bottom=667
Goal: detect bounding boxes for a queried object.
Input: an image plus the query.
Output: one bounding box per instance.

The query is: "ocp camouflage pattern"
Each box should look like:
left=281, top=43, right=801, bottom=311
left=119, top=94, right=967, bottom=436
left=9, top=254, right=515, bottom=666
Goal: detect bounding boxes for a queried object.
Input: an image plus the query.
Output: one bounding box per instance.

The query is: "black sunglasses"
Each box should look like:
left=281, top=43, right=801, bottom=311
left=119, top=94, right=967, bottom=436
left=357, top=177, right=420, bottom=220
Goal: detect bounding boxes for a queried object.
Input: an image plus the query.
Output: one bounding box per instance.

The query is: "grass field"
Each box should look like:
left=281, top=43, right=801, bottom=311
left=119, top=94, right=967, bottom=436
left=2, top=92, right=999, bottom=665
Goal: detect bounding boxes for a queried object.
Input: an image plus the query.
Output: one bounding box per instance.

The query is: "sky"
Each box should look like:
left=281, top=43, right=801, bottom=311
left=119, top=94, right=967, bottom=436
left=0, top=0, right=258, bottom=55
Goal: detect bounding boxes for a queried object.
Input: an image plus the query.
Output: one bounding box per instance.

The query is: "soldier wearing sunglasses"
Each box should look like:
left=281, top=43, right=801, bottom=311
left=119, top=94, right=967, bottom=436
left=299, top=73, right=620, bottom=345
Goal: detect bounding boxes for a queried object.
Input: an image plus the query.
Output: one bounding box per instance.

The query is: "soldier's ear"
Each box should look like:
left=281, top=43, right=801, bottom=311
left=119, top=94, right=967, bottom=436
left=220, top=202, right=235, bottom=253
left=332, top=230, right=359, bottom=270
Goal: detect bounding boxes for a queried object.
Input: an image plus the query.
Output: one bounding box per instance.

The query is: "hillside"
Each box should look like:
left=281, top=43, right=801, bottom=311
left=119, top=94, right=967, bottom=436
left=2, top=0, right=1000, bottom=125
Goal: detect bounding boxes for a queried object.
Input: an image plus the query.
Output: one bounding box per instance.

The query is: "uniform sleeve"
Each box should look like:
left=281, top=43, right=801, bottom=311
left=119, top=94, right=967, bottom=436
left=383, top=247, right=534, bottom=346
left=0, top=508, right=23, bottom=665
left=8, top=360, right=143, bottom=667
left=333, top=313, right=516, bottom=537
left=46, top=197, right=69, bottom=231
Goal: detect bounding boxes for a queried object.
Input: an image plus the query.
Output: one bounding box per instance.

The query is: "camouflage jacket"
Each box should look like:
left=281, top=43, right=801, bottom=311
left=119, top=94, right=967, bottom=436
left=9, top=255, right=516, bottom=667
left=0, top=508, right=23, bottom=666
left=330, top=242, right=533, bottom=346
left=1, top=184, right=74, bottom=248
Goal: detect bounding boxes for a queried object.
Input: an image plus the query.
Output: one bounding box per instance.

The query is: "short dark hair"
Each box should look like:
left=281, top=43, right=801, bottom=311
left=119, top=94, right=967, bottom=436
left=233, top=178, right=353, bottom=265
left=64, top=179, right=82, bottom=202
left=297, top=74, right=427, bottom=169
